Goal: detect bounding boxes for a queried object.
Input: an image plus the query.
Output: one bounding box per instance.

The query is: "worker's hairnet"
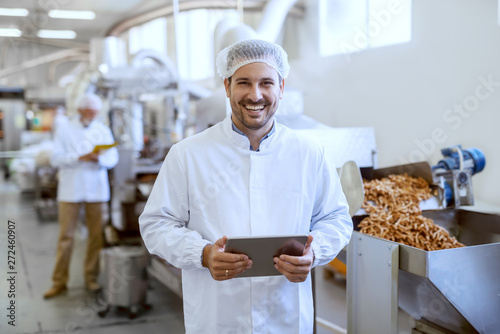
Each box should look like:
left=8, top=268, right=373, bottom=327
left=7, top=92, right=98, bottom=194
left=216, top=39, right=290, bottom=79
left=77, top=93, right=103, bottom=111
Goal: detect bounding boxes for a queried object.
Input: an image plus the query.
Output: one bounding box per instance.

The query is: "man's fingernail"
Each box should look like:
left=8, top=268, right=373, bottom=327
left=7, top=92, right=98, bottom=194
left=280, top=255, right=284, bottom=260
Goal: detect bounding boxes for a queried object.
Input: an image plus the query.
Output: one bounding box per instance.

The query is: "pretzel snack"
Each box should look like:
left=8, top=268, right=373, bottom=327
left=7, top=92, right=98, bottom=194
left=359, top=174, right=465, bottom=251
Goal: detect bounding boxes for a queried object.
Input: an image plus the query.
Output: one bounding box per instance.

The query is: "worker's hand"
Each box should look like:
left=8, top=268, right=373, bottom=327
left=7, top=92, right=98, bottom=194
left=274, top=235, right=314, bottom=283
left=203, top=236, right=252, bottom=281
left=79, top=152, right=99, bottom=162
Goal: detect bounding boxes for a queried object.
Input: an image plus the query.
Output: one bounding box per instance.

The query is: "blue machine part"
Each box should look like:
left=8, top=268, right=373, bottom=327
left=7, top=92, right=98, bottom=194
left=434, top=145, right=486, bottom=175
left=443, top=181, right=453, bottom=204
left=465, top=147, right=486, bottom=174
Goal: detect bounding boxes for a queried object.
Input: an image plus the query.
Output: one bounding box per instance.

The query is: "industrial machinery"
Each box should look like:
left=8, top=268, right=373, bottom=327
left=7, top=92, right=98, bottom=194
left=87, top=37, right=203, bottom=234
left=33, top=165, right=58, bottom=221
left=346, top=158, right=500, bottom=334
left=432, top=145, right=486, bottom=207
left=0, top=88, right=25, bottom=178
left=98, top=245, right=151, bottom=319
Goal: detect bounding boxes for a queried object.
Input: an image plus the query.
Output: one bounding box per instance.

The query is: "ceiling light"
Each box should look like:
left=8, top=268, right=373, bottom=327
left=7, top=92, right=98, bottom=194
left=0, top=8, right=29, bottom=17
left=37, top=29, right=76, bottom=39
left=48, top=9, right=95, bottom=20
left=0, top=28, right=22, bottom=37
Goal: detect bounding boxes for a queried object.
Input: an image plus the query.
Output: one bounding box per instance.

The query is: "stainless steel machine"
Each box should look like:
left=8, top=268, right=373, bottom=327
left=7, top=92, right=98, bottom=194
left=98, top=245, right=151, bottom=319
left=0, top=88, right=25, bottom=178
left=91, top=40, right=191, bottom=233
left=89, top=38, right=211, bottom=234
left=346, top=159, right=500, bottom=334
left=432, top=145, right=486, bottom=207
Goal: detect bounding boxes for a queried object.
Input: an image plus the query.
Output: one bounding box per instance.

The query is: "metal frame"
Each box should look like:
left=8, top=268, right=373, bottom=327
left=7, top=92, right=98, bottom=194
left=347, top=232, right=399, bottom=334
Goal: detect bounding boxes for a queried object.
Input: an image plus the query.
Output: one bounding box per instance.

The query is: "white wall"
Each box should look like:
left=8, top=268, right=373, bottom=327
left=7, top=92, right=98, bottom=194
left=286, top=0, right=500, bottom=207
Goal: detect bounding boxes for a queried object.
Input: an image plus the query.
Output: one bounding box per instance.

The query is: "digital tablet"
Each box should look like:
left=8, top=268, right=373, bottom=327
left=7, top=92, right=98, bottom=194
left=224, top=235, right=308, bottom=278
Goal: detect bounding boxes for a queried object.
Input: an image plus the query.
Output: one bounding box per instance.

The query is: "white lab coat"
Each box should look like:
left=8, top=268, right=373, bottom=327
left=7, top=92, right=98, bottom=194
left=139, top=116, right=352, bottom=334
left=51, top=117, right=118, bottom=202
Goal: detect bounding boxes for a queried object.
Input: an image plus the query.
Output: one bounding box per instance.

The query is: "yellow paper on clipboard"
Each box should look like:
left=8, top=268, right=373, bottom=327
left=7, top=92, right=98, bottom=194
left=92, top=142, right=117, bottom=153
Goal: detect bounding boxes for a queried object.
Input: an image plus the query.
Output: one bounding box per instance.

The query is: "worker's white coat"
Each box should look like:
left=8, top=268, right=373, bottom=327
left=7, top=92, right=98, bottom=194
left=51, top=117, right=118, bottom=202
left=139, top=116, right=353, bottom=334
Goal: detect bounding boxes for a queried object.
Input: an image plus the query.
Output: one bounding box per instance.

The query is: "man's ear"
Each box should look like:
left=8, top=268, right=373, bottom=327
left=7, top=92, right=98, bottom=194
left=279, top=79, right=285, bottom=99
left=224, top=78, right=230, bottom=98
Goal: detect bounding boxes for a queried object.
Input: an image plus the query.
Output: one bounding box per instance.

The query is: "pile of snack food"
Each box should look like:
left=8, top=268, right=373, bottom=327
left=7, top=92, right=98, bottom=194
left=358, top=174, right=465, bottom=251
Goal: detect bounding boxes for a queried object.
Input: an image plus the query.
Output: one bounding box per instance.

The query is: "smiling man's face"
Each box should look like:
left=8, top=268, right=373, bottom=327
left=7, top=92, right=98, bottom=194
left=224, top=62, right=284, bottom=135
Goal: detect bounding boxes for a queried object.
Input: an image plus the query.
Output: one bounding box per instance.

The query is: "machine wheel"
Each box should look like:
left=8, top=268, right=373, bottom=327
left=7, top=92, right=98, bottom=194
left=128, top=305, right=139, bottom=319
left=97, top=305, right=109, bottom=318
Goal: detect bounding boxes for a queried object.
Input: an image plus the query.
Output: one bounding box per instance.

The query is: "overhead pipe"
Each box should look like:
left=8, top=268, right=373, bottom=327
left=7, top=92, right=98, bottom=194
left=0, top=48, right=88, bottom=78
left=172, top=0, right=182, bottom=83
left=105, top=0, right=305, bottom=37
left=0, top=37, right=88, bottom=76
left=257, top=0, right=299, bottom=42
left=237, top=0, right=244, bottom=23
left=57, top=62, right=89, bottom=88
left=131, top=49, right=178, bottom=79
left=47, top=55, right=90, bottom=84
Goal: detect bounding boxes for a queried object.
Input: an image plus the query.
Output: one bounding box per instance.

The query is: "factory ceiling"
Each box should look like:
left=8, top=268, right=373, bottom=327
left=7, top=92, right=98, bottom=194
left=0, top=0, right=304, bottom=46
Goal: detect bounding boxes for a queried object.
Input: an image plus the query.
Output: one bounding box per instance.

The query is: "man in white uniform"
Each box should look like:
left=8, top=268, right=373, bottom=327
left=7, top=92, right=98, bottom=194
left=139, top=39, right=352, bottom=333
left=44, top=93, right=118, bottom=299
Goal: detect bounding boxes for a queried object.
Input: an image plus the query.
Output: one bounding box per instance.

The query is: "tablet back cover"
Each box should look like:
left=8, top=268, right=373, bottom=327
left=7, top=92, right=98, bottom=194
left=225, top=235, right=307, bottom=278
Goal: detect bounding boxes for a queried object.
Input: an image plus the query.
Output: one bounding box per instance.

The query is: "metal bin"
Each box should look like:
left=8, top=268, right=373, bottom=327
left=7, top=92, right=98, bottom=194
left=99, top=245, right=150, bottom=319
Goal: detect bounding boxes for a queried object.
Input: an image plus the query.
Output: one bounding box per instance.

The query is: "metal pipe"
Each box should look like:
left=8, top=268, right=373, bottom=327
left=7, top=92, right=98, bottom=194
left=47, top=55, right=90, bottom=84
left=0, top=48, right=88, bottom=78
left=0, top=37, right=88, bottom=71
left=172, top=0, right=181, bottom=82
left=257, top=0, right=299, bottom=42
left=237, top=0, right=244, bottom=23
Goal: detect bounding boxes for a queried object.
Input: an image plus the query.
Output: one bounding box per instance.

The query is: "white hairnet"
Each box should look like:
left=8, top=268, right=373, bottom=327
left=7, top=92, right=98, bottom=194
left=216, top=39, right=290, bottom=79
left=77, top=93, right=103, bottom=111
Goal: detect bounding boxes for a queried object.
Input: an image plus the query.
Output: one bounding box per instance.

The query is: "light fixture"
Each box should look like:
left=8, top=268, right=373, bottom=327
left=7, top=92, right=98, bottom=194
left=37, top=29, right=76, bottom=39
left=0, top=28, right=22, bottom=37
left=0, top=8, right=29, bottom=17
left=48, top=9, right=95, bottom=20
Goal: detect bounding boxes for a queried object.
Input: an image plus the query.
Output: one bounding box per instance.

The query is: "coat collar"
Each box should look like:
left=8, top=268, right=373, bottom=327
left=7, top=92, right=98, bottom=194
left=222, top=115, right=279, bottom=153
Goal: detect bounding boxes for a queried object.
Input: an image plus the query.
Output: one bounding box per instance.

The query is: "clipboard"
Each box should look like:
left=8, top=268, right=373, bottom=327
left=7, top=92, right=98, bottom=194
left=224, top=235, right=308, bottom=278
left=92, top=142, right=117, bottom=153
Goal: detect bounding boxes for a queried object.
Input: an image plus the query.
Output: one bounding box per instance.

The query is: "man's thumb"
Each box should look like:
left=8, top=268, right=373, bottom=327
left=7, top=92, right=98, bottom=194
left=215, top=236, right=227, bottom=250
left=304, top=235, right=313, bottom=253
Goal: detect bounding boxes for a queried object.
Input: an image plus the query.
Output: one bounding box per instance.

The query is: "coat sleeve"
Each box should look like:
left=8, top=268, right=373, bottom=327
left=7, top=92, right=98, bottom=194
left=309, top=145, right=353, bottom=267
left=50, top=128, right=80, bottom=169
left=139, top=145, right=211, bottom=270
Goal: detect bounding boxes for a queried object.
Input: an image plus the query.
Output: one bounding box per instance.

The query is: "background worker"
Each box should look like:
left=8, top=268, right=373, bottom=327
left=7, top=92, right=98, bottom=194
left=43, top=93, right=118, bottom=299
left=139, top=39, right=353, bottom=333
